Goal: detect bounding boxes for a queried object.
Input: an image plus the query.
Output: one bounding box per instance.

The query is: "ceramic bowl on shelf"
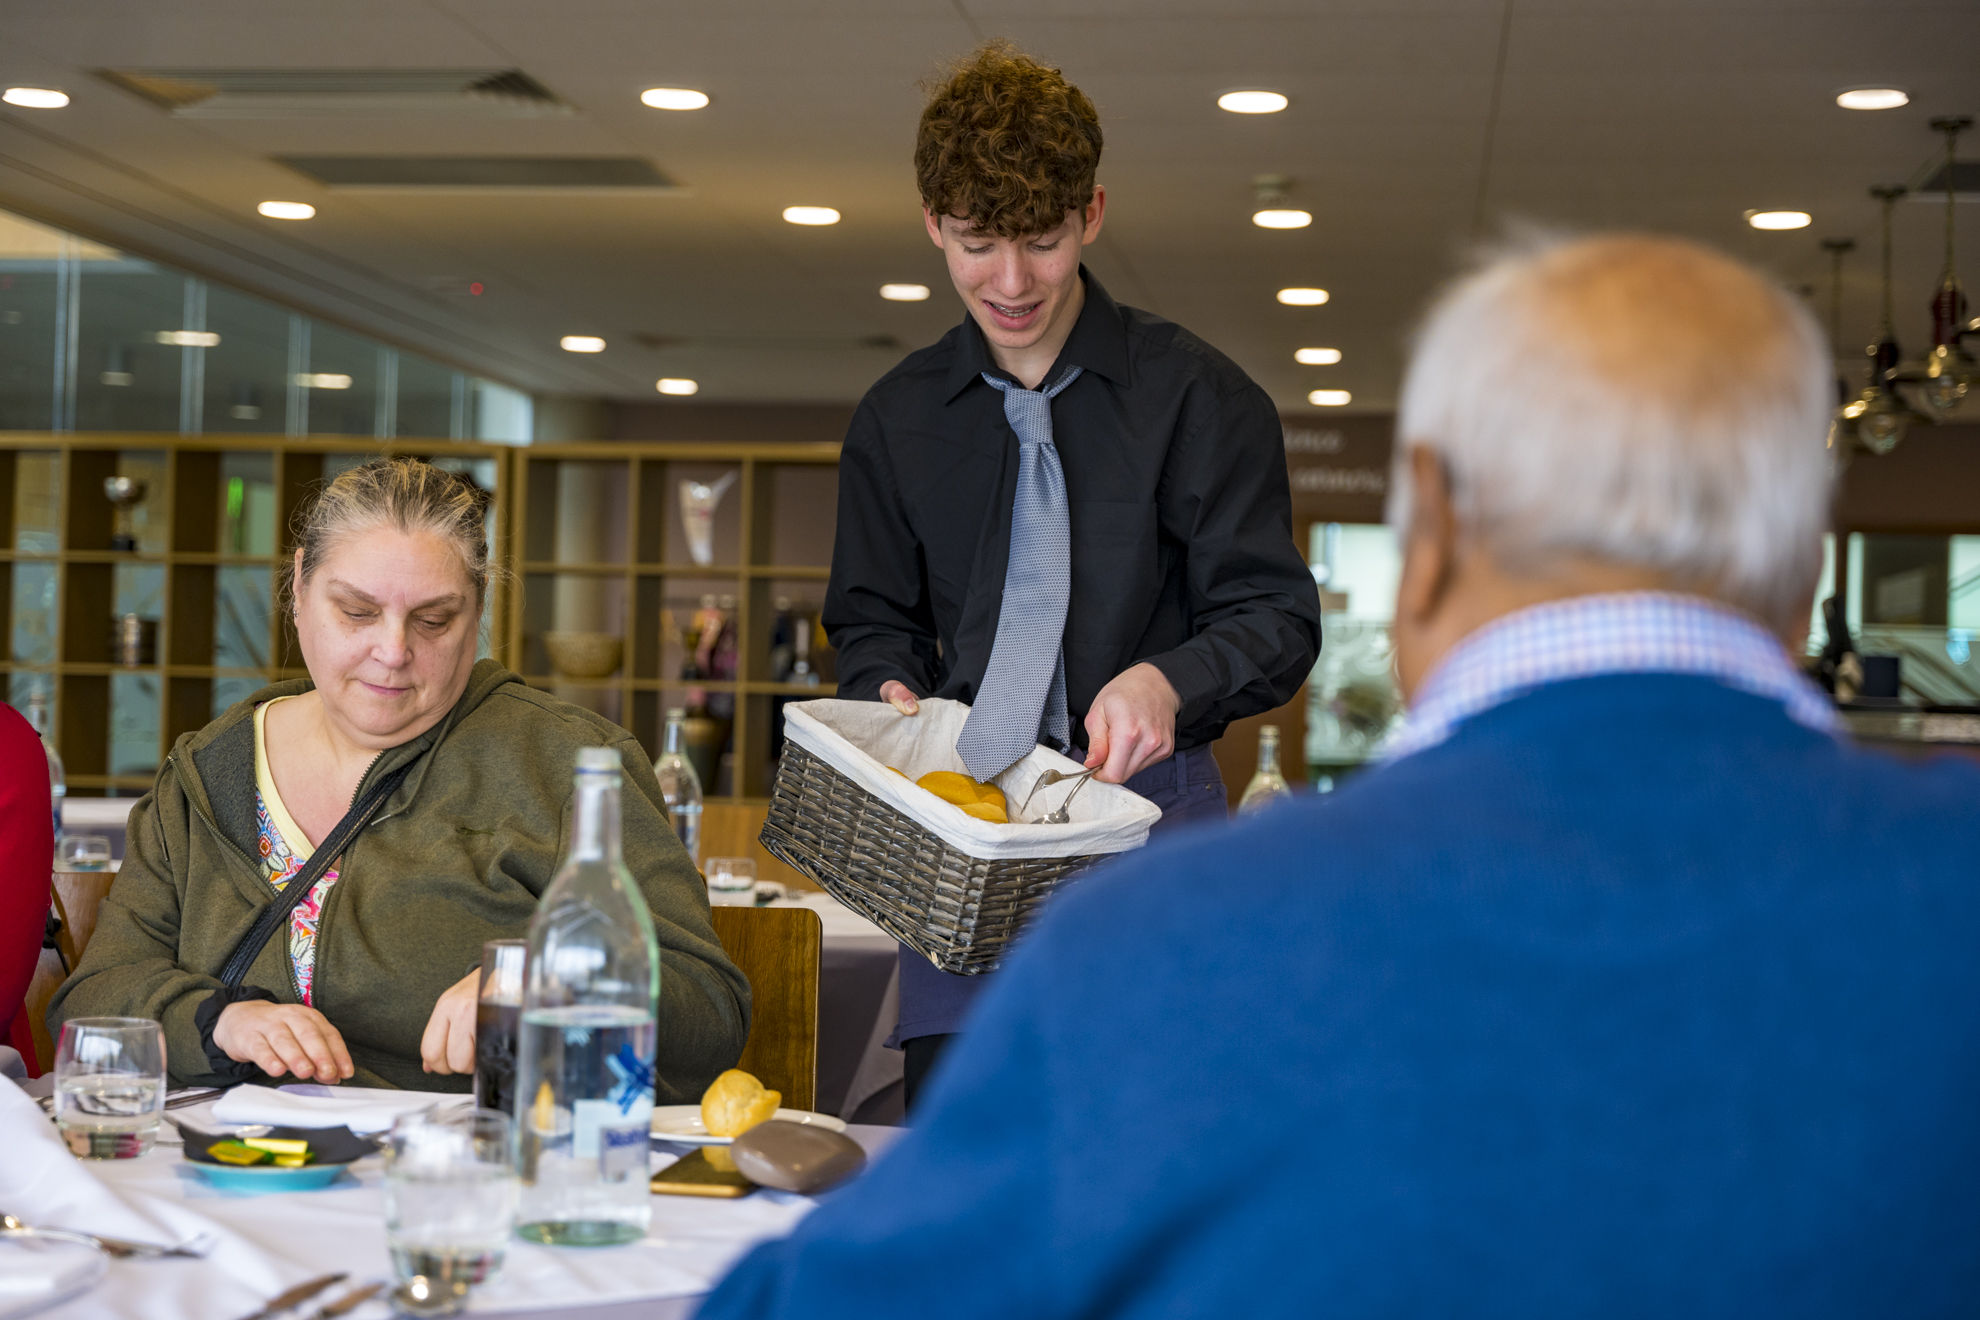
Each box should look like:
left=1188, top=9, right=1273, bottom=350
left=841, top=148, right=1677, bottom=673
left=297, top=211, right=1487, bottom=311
left=544, top=631, right=623, bottom=680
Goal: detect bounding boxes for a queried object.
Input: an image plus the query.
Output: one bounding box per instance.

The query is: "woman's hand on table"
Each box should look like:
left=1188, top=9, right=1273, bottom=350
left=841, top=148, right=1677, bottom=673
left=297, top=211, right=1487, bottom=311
left=419, top=969, right=481, bottom=1075
left=212, top=1001, right=355, bottom=1082
left=879, top=681, right=920, bottom=716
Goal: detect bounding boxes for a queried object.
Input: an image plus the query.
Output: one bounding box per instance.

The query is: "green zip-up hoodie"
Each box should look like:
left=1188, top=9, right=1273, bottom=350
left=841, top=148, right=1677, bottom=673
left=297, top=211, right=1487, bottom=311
left=49, top=660, right=749, bottom=1099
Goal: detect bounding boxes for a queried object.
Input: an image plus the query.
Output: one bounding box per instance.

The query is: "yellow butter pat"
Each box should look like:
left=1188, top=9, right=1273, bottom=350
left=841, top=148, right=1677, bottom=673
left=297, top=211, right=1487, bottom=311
left=243, top=1138, right=309, bottom=1156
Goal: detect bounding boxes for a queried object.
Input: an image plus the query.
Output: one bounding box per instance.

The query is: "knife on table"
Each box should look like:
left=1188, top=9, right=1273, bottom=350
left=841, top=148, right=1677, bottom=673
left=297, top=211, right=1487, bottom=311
left=233, top=1272, right=349, bottom=1320
left=308, top=1282, right=387, bottom=1319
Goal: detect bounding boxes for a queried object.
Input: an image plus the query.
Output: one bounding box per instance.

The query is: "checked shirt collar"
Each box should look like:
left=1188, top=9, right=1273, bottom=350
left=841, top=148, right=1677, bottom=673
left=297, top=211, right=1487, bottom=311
left=1380, top=591, right=1842, bottom=763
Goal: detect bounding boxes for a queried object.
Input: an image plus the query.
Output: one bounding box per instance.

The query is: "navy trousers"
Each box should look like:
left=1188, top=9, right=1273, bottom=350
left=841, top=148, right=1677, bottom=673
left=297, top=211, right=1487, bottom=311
left=893, top=745, right=1229, bottom=1049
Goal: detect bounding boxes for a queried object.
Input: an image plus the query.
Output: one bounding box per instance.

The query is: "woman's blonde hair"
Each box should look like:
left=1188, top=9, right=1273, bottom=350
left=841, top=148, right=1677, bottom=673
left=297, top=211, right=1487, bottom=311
left=289, top=457, right=498, bottom=608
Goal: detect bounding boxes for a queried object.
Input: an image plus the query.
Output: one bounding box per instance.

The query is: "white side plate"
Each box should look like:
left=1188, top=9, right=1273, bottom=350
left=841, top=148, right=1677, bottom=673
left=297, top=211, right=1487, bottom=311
left=649, top=1105, right=848, bottom=1146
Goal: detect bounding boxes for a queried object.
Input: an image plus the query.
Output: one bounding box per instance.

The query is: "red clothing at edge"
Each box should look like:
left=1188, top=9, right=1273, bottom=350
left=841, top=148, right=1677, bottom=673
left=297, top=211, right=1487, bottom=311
left=1, top=702, right=53, bottom=1070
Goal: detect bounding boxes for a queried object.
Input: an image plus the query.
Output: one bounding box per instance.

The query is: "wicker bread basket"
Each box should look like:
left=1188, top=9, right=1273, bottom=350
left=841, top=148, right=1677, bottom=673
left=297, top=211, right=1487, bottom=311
left=758, top=699, right=1161, bottom=974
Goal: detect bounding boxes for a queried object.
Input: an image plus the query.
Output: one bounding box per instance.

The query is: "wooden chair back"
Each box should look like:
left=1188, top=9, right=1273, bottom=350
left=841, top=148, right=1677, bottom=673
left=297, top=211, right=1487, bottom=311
left=706, top=905, right=822, bottom=1113
left=21, top=870, right=119, bottom=1074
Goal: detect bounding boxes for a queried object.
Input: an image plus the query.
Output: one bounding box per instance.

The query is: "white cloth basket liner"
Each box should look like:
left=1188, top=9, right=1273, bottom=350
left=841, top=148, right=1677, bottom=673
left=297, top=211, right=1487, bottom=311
left=780, top=698, right=1161, bottom=861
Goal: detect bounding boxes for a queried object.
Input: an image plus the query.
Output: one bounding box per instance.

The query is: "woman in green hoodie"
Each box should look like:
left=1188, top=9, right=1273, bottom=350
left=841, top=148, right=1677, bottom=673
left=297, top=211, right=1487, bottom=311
left=50, top=458, right=749, bottom=1097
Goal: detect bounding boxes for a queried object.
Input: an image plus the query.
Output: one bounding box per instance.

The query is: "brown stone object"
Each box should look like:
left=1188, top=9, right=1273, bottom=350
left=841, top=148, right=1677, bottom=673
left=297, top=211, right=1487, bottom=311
left=730, top=1121, right=866, bottom=1194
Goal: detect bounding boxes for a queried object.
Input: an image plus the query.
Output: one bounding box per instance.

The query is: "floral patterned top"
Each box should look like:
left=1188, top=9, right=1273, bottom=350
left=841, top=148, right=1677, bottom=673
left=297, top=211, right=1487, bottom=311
left=253, top=697, right=339, bottom=1007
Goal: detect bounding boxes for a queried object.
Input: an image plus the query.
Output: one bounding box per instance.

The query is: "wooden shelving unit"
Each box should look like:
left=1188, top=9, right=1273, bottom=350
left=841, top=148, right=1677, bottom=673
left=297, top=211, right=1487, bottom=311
left=5, top=433, right=843, bottom=803
left=504, top=441, right=842, bottom=800
left=2, top=433, right=513, bottom=793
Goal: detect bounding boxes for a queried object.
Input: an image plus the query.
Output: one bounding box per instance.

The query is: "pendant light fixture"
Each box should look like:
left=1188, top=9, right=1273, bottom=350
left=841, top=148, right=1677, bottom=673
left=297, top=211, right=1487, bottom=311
left=1821, top=237, right=1856, bottom=468
left=1837, top=186, right=1928, bottom=455
left=1893, top=116, right=1975, bottom=417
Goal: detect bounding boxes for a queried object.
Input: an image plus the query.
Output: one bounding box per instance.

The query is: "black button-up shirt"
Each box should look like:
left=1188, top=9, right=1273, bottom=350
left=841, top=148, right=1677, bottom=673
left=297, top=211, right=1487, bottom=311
left=823, top=271, right=1322, bottom=753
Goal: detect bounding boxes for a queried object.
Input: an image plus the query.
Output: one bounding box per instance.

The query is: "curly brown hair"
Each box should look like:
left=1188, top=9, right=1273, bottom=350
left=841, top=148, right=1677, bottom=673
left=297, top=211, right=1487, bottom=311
left=915, top=41, right=1103, bottom=240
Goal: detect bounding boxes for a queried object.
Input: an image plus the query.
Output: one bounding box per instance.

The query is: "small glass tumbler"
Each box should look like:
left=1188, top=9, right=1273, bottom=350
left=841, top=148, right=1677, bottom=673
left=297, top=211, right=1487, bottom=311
left=473, top=940, right=527, bottom=1118
left=54, top=1017, right=166, bottom=1159
left=383, top=1108, right=519, bottom=1316
left=57, top=834, right=112, bottom=871
left=705, top=856, right=757, bottom=907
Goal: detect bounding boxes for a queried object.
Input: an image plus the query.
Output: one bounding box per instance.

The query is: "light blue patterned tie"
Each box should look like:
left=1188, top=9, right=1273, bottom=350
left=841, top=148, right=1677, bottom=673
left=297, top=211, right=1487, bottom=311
left=957, top=366, right=1083, bottom=782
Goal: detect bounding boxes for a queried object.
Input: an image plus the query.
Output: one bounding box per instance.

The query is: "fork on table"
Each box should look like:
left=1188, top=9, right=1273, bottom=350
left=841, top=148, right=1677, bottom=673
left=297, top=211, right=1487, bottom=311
left=0, top=1211, right=216, bottom=1259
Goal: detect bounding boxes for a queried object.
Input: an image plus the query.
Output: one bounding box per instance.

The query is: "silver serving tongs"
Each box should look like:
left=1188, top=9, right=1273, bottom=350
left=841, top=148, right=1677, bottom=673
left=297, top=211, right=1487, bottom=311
left=1017, top=767, right=1098, bottom=823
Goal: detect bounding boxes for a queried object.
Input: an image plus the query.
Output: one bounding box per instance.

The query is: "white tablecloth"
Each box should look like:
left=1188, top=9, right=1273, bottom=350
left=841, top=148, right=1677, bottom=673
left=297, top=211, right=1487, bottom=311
left=762, top=891, right=883, bottom=940
left=0, top=1077, right=902, bottom=1319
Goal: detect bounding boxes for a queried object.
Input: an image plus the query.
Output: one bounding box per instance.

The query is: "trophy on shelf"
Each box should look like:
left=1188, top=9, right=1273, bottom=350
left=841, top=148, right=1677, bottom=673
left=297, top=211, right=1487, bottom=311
left=103, top=477, right=148, bottom=552
left=789, top=603, right=821, bottom=688
left=662, top=598, right=733, bottom=790
left=678, top=472, right=738, bottom=567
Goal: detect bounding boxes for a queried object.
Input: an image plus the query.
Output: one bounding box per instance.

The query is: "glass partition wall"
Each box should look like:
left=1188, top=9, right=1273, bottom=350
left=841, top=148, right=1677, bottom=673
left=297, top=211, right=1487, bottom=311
left=0, top=205, right=514, bottom=440
left=1305, top=522, right=1403, bottom=786
left=1842, top=532, right=1980, bottom=705
left=0, top=202, right=526, bottom=794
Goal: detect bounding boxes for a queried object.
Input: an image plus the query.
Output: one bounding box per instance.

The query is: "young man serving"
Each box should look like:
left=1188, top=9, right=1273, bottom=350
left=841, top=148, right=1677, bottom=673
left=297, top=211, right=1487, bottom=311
left=823, top=43, right=1322, bottom=1103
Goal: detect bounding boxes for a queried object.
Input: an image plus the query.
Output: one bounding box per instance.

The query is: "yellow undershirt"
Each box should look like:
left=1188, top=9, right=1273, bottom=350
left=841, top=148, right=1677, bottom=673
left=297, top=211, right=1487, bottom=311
left=253, top=695, right=315, bottom=860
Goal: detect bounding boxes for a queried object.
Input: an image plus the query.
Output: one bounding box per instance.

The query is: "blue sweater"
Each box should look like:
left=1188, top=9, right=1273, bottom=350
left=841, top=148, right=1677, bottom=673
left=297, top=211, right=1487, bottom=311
left=700, top=676, right=1980, bottom=1317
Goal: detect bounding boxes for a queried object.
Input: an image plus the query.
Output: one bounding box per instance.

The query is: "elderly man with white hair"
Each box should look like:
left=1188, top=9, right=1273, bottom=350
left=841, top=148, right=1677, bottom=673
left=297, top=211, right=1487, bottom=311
left=698, top=235, right=1980, bottom=1320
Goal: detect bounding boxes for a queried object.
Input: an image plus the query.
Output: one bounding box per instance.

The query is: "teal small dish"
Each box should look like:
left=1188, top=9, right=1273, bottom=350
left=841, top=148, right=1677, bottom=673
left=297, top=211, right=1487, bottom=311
left=180, top=1122, right=374, bottom=1193
left=190, top=1160, right=351, bottom=1193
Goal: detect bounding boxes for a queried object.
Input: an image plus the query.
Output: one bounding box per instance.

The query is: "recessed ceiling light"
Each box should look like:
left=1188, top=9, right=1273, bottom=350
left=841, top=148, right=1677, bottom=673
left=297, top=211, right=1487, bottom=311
left=257, top=201, right=315, bottom=220
left=657, top=378, right=698, bottom=395
left=1745, top=210, right=1812, bottom=231
left=880, top=283, right=931, bottom=301
left=560, top=335, right=607, bottom=353
left=783, top=206, right=840, bottom=226
left=1219, top=91, right=1288, bottom=114
left=1836, top=87, right=1908, bottom=111
left=1253, top=209, right=1312, bottom=229
left=294, top=373, right=352, bottom=390
left=1277, top=287, right=1329, bottom=306
left=2, top=87, right=69, bottom=109
left=1308, top=389, right=1352, bottom=407
left=154, top=330, right=221, bottom=347
left=640, top=87, right=709, bottom=110
left=1295, top=347, right=1341, bottom=365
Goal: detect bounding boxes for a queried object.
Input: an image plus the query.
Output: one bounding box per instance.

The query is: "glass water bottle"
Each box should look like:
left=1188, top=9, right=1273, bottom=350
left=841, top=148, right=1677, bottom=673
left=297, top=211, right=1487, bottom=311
left=651, top=707, right=703, bottom=864
left=514, top=747, right=661, bottom=1246
left=1236, top=724, right=1293, bottom=816
left=27, top=689, right=64, bottom=845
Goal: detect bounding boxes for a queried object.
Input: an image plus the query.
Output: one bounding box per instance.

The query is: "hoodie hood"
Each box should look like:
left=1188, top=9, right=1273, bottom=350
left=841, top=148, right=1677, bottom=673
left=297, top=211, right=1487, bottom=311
left=176, top=658, right=524, bottom=859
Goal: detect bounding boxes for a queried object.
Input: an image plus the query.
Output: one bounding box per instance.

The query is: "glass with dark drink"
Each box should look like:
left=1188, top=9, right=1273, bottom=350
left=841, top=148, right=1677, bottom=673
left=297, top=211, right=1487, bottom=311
left=474, top=940, right=527, bottom=1117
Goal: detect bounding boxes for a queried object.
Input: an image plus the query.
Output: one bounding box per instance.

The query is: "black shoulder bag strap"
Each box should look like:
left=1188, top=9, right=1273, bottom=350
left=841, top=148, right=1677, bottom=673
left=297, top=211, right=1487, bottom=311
left=219, top=762, right=413, bottom=988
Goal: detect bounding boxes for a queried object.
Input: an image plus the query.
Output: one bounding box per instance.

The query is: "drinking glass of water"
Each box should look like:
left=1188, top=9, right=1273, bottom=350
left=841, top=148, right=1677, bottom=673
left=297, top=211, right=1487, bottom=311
left=705, top=856, right=757, bottom=907
left=54, top=1017, right=166, bottom=1159
left=383, top=1108, right=519, bottom=1316
left=57, top=834, right=112, bottom=871
left=474, top=940, right=527, bottom=1119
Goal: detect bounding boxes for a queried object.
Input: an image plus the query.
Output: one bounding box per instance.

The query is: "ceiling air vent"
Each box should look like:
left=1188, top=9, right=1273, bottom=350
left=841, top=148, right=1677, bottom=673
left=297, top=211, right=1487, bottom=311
left=1914, top=159, right=1980, bottom=201
left=633, top=333, right=902, bottom=352
left=276, top=156, right=681, bottom=194
left=94, top=68, right=574, bottom=118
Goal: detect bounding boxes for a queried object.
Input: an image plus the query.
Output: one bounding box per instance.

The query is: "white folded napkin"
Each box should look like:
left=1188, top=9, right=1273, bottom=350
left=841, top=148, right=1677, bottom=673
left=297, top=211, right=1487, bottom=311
left=0, top=1240, right=106, bottom=1318
left=209, top=1083, right=469, bottom=1134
